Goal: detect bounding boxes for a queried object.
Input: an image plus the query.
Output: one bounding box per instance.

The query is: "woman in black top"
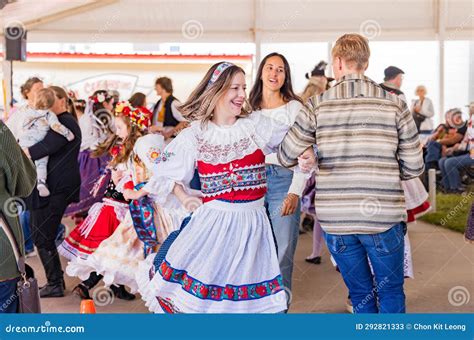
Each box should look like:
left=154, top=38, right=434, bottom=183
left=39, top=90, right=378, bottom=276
left=25, top=86, right=81, bottom=298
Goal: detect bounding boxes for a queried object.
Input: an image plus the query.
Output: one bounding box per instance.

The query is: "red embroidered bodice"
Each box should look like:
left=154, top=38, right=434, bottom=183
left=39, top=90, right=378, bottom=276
left=197, top=149, right=267, bottom=203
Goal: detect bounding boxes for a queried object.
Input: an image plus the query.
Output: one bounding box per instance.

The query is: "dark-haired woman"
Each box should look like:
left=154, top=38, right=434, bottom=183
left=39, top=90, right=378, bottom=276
left=64, top=90, right=115, bottom=221
left=25, top=86, right=81, bottom=298
left=249, top=53, right=306, bottom=296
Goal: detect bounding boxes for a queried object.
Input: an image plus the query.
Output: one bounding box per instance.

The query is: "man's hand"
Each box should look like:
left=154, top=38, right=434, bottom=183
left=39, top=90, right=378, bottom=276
left=298, top=147, right=317, bottom=173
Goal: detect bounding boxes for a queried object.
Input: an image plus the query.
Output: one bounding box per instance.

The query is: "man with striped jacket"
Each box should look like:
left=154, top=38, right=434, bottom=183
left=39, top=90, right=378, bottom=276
left=278, top=34, right=423, bottom=313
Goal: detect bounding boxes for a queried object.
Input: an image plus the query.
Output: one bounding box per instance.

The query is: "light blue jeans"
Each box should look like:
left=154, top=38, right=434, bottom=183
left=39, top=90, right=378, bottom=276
left=264, top=164, right=300, bottom=292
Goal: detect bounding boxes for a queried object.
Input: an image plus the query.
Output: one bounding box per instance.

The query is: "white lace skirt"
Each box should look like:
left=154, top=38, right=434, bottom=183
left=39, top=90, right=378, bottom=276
left=136, top=198, right=287, bottom=313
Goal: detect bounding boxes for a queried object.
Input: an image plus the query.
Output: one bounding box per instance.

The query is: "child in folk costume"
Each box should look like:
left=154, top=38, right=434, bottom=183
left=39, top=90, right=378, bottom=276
left=59, top=101, right=146, bottom=300
left=130, top=62, right=313, bottom=314
left=66, top=133, right=188, bottom=293
left=65, top=90, right=116, bottom=222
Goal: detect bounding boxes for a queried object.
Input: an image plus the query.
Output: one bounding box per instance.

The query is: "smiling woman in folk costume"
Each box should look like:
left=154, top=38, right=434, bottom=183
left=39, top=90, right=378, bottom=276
left=66, top=133, right=188, bottom=293
left=64, top=90, right=116, bottom=224
left=130, top=61, right=313, bottom=314
left=58, top=101, right=149, bottom=300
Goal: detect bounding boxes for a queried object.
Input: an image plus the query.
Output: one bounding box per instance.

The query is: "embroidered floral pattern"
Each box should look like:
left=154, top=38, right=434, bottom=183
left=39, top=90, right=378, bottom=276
left=158, top=260, right=284, bottom=301
left=197, top=135, right=259, bottom=164
left=147, top=149, right=174, bottom=164
left=157, top=296, right=182, bottom=314
left=199, top=164, right=267, bottom=196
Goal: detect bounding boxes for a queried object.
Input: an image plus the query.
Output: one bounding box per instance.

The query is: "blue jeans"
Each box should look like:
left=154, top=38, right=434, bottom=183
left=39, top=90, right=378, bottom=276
left=264, top=165, right=300, bottom=292
left=439, top=154, right=474, bottom=190
left=20, top=210, right=34, bottom=253
left=325, top=223, right=406, bottom=313
left=425, top=141, right=442, bottom=169
left=0, top=277, right=19, bottom=313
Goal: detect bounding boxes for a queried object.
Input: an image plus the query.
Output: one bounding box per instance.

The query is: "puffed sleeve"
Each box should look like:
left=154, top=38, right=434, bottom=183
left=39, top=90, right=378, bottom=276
left=143, top=126, right=198, bottom=204
left=249, top=110, right=294, bottom=155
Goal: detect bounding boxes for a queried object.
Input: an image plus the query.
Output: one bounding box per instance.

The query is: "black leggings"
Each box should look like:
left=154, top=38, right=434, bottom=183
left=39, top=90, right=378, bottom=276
left=30, top=193, right=69, bottom=251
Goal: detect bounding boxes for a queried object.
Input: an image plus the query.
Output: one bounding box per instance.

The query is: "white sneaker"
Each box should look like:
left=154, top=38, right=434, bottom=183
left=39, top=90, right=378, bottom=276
left=37, top=180, right=50, bottom=197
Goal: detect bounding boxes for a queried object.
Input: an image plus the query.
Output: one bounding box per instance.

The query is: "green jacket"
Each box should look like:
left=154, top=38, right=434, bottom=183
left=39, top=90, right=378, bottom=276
left=0, top=121, right=36, bottom=281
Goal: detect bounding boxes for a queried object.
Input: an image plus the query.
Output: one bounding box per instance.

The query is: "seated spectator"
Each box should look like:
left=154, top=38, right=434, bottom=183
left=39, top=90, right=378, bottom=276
left=438, top=103, right=474, bottom=193
left=424, top=108, right=467, bottom=170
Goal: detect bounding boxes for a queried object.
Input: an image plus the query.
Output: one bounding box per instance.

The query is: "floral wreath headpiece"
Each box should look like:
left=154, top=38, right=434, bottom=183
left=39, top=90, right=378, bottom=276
left=115, top=101, right=151, bottom=131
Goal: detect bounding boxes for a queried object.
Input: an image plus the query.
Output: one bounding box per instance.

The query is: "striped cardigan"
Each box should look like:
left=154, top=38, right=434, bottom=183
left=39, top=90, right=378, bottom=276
left=278, top=73, right=424, bottom=234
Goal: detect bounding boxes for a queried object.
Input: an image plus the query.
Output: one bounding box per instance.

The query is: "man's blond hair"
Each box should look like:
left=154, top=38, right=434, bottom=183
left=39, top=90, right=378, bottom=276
left=332, top=34, right=370, bottom=70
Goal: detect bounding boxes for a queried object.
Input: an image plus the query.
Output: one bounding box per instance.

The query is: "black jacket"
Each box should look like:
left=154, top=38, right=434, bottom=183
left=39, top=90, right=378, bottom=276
left=27, top=112, right=81, bottom=209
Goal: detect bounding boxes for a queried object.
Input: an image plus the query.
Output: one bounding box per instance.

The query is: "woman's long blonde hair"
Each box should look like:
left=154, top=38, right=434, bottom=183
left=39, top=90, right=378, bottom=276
left=179, top=62, right=250, bottom=125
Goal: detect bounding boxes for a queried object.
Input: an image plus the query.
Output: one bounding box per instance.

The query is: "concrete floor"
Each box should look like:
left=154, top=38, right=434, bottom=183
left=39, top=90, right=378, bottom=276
left=28, top=220, right=474, bottom=313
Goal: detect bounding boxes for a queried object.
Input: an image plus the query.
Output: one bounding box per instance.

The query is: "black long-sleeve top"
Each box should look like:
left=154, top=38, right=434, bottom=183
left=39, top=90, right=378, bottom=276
left=27, top=111, right=82, bottom=209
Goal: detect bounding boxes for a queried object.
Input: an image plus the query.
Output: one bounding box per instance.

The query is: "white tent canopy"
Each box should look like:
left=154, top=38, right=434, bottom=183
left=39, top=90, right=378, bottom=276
left=1, top=0, right=473, bottom=43
left=1, top=0, right=473, bottom=121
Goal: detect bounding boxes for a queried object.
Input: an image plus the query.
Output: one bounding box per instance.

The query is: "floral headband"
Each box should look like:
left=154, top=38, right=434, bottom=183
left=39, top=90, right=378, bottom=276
left=207, top=62, right=234, bottom=88
left=115, top=101, right=151, bottom=131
